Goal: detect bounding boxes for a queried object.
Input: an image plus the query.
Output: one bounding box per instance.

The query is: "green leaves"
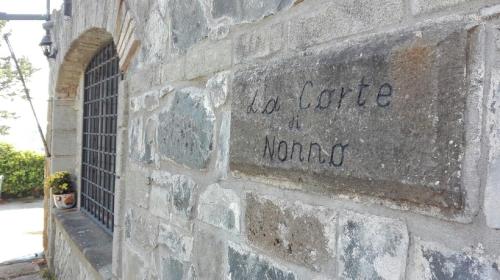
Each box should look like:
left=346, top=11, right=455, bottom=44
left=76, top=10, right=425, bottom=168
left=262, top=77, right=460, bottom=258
left=45, top=171, right=73, bottom=195
left=0, top=142, right=44, bottom=197
left=0, top=20, right=37, bottom=135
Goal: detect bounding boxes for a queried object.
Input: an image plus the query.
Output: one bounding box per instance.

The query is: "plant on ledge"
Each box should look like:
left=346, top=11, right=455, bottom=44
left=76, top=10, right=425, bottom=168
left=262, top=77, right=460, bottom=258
left=46, top=171, right=75, bottom=209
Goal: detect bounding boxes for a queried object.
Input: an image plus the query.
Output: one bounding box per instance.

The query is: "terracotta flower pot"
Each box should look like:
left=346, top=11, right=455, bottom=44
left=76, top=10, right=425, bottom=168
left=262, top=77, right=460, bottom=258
left=53, top=192, right=76, bottom=209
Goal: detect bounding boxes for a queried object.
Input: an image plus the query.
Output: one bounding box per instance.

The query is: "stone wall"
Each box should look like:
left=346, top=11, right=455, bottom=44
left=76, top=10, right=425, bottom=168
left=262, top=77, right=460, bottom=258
left=47, top=0, right=500, bottom=279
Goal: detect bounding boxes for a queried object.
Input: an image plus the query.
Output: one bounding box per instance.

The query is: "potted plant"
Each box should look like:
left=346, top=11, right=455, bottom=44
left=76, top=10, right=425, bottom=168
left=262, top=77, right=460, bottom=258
left=46, top=171, right=75, bottom=209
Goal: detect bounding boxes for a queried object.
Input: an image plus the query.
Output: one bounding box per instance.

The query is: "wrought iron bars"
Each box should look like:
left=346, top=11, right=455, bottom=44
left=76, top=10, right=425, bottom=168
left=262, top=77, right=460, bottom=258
left=81, top=42, right=119, bottom=234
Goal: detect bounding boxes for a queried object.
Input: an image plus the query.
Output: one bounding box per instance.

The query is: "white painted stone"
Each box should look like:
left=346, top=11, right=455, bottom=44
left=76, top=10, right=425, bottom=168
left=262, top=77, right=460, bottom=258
left=198, top=183, right=240, bottom=232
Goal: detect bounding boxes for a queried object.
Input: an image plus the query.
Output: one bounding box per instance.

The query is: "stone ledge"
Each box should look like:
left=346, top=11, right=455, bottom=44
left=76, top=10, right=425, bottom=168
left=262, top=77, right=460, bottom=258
left=53, top=209, right=113, bottom=280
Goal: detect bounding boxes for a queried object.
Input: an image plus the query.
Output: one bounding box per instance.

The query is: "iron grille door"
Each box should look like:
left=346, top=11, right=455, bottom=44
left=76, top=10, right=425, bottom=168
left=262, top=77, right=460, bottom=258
left=81, top=42, right=119, bottom=233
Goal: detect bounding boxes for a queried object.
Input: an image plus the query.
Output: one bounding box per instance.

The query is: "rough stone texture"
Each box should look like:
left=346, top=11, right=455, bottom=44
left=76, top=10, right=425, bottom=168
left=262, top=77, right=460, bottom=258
left=484, top=28, right=500, bottom=229
left=410, top=240, right=500, bottom=280
left=207, top=71, right=230, bottom=109
left=158, top=88, right=215, bottom=169
left=185, top=39, right=232, bottom=80
left=53, top=224, right=96, bottom=280
left=161, top=256, right=186, bottom=280
left=192, top=229, right=226, bottom=280
left=211, top=0, right=293, bottom=23
left=158, top=224, right=193, bottom=262
left=288, top=0, right=404, bottom=50
left=228, top=244, right=296, bottom=280
left=172, top=175, right=198, bottom=220
left=168, top=0, right=208, bottom=51
left=123, top=245, right=146, bottom=280
left=124, top=208, right=159, bottom=251
left=198, top=183, right=240, bottom=232
left=337, top=211, right=409, bottom=280
left=246, top=194, right=336, bottom=272
left=231, top=23, right=469, bottom=211
left=411, top=0, right=469, bottom=15
left=234, top=22, right=286, bottom=63
left=46, top=0, right=500, bottom=279
left=215, top=111, right=231, bottom=179
left=124, top=165, right=151, bottom=209
left=149, top=176, right=173, bottom=220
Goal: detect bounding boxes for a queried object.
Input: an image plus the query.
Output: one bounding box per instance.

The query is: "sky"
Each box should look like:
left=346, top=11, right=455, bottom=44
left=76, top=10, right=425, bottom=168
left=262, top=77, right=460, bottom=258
left=0, top=0, right=63, bottom=153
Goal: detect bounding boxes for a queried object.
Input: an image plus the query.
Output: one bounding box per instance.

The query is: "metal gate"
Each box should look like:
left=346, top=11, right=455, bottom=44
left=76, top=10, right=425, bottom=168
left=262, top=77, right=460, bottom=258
left=81, top=42, right=119, bottom=233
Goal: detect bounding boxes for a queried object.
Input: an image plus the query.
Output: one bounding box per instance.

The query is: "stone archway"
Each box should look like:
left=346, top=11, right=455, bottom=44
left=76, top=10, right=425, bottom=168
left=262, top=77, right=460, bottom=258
left=46, top=0, right=141, bottom=269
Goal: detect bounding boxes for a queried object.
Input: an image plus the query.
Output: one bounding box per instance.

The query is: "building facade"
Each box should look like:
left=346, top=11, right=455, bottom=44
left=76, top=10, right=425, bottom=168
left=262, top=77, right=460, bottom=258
left=46, top=0, right=500, bottom=279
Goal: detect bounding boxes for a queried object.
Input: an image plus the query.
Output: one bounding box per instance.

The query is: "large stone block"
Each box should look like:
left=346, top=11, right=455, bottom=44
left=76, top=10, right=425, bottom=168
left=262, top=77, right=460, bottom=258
left=198, top=183, right=240, bottom=232
left=211, top=0, right=293, bottom=23
left=192, top=230, right=226, bottom=280
left=124, top=165, right=151, bottom=209
left=172, top=175, right=198, bottom=220
left=168, top=0, right=208, bottom=51
left=337, top=211, right=409, bottom=280
left=124, top=208, right=159, bottom=251
left=234, top=22, right=286, bottom=64
left=158, top=224, right=193, bottom=262
left=161, top=256, right=186, bottom=280
left=231, top=23, right=474, bottom=211
left=123, top=245, right=147, bottom=280
left=185, top=39, right=232, bottom=80
left=410, top=0, right=468, bottom=15
left=228, top=244, right=296, bottom=280
left=288, top=0, right=404, bottom=50
left=157, top=88, right=215, bottom=169
left=409, top=240, right=500, bottom=280
left=245, top=193, right=336, bottom=272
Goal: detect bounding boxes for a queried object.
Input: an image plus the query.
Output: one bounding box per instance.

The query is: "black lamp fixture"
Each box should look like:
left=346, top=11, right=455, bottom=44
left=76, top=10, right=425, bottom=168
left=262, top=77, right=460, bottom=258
left=40, top=21, right=57, bottom=59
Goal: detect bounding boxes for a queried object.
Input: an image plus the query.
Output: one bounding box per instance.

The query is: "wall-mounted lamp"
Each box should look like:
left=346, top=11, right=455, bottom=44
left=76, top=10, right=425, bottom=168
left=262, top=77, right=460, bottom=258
left=40, top=21, right=57, bottom=59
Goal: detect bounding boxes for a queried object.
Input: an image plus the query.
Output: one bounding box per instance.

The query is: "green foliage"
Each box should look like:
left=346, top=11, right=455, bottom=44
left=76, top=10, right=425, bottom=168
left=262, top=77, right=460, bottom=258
left=41, top=268, right=57, bottom=280
left=46, top=171, right=73, bottom=195
left=0, top=142, right=44, bottom=197
left=0, top=20, right=37, bottom=135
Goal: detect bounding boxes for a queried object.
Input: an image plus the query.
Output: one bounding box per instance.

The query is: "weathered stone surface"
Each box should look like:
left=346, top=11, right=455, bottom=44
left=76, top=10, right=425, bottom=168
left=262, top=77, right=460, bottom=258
left=124, top=208, right=159, bottom=251
left=159, top=224, right=193, bottom=262
left=168, top=0, right=208, bottom=51
left=124, top=165, right=151, bottom=209
left=53, top=225, right=95, bottom=280
left=231, top=24, right=469, bottom=210
left=410, top=241, right=500, bottom=280
left=337, top=211, right=409, bottom=280
left=245, top=194, right=336, bottom=272
left=234, top=22, right=286, bottom=63
left=198, top=183, right=240, bottom=232
left=211, top=0, right=293, bottom=22
left=172, top=175, right=198, bottom=219
left=484, top=30, right=500, bottom=229
left=158, top=88, right=215, bottom=169
left=411, top=0, right=468, bottom=15
left=216, top=111, right=231, bottom=179
left=288, top=0, right=404, bottom=50
left=128, top=116, right=145, bottom=162
left=228, top=244, right=296, bottom=280
left=144, top=117, right=158, bottom=164
left=185, top=39, right=232, bottom=80
left=161, top=256, right=185, bottom=280
left=192, top=230, right=226, bottom=280
left=207, top=71, right=230, bottom=109
left=149, top=183, right=172, bottom=220
left=123, top=245, right=146, bottom=280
